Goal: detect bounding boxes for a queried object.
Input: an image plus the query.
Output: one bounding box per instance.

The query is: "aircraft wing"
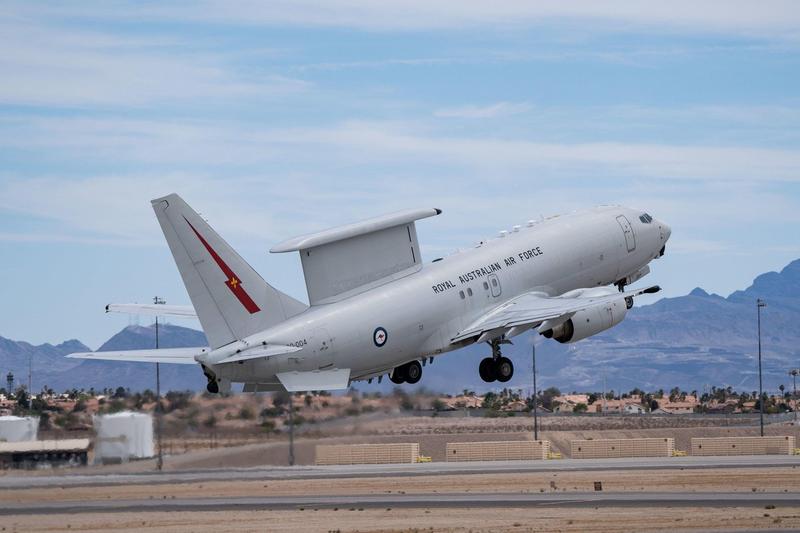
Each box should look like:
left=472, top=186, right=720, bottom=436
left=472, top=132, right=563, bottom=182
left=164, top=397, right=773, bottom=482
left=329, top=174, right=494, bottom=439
left=106, top=303, right=197, bottom=318
left=451, top=285, right=661, bottom=343
left=66, top=347, right=207, bottom=364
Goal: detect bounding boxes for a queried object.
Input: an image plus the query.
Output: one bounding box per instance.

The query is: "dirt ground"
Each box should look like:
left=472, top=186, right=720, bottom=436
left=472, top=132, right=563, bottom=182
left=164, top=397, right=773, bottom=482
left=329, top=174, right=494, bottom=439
left=4, top=506, right=800, bottom=532
left=2, top=467, right=799, bottom=505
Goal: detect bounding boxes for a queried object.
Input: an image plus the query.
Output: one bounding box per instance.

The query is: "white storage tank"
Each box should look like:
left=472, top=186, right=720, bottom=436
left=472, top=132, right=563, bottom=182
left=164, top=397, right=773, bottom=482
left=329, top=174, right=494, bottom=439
left=93, top=411, right=154, bottom=464
left=0, top=416, right=39, bottom=442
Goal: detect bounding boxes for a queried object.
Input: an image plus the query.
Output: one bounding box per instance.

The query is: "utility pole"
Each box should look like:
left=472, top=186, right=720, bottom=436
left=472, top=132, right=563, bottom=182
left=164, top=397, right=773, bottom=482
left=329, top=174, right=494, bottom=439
left=757, top=299, right=766, bottom=437
left=154, top=296, right=166, bottom=471
left=790, top=369, right=799, bottom=424
left=532, top=343, right=539, bottom=441
left=288, top=396, right=295, bottom=466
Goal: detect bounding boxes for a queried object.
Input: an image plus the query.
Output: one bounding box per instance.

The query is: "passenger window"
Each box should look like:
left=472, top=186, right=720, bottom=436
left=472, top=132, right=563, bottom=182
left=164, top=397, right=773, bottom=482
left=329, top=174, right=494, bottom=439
left=467, top=288, right=473, bottom=296
left=459, top=290, right=465, bottom=299
left=483, top=282, right=489, bottom=290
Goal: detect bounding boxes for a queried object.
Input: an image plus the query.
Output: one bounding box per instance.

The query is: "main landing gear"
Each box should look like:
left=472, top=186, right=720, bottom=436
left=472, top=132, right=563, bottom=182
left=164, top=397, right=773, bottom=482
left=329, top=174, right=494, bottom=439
left=202, top=365, right=219, bottom=393
left=390, top=360, right=422, bottom=385
left=479, top=338, right=514, bottom=383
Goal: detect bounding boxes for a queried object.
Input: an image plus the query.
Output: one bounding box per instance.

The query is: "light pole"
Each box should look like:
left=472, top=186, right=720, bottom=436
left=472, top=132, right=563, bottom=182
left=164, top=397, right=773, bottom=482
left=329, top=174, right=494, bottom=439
left=757, top=298, right=766, bottom=437
left=792, top=369, right=799, bottom=422
left=531, top=343, right=539, bottom=441
left=154, top=296, right=166, bottom=471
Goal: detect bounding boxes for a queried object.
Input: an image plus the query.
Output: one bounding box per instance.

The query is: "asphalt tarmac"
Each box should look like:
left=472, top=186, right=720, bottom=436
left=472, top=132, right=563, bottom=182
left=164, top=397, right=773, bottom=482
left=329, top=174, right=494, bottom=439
left=0, top=454, right=797, bottom=490
left=2, top=491, right=799, bottom=515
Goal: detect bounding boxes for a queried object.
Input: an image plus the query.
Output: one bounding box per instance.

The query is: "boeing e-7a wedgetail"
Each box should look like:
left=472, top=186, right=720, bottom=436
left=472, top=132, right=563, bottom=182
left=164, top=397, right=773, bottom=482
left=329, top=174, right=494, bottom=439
left=69, top=194, right=671, bottom=393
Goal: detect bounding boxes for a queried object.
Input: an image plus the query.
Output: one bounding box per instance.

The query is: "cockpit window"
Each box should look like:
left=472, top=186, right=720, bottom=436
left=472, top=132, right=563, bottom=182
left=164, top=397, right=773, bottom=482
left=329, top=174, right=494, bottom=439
left=639, top=213, right=653, bottom=223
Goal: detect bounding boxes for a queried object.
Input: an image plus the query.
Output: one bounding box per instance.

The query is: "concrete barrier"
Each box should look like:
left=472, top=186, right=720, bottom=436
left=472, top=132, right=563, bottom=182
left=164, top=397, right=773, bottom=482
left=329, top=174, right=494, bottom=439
left=571, top=438, right=675, bottom=459
left=445, top=440, right=550, bottom=462
left=691, top=436, right=795, bottom=456
left=315, top=443, right=420, bottom=465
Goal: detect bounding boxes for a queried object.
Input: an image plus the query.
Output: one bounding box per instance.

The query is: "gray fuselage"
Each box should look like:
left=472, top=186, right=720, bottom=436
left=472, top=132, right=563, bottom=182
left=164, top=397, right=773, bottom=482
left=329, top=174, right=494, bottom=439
left=209, top=206, right=668, bottom=385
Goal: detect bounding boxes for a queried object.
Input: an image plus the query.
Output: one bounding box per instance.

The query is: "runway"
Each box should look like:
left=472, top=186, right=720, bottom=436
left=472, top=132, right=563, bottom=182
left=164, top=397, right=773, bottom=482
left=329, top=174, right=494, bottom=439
left=3, top=491, right=800, bottom=515
left=1, top=455, right=797, bottom=490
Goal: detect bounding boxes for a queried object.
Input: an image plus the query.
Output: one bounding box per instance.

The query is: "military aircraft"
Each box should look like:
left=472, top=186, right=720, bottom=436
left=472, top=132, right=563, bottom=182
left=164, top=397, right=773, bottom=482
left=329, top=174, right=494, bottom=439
left=68, top=194, right=670, bottom=393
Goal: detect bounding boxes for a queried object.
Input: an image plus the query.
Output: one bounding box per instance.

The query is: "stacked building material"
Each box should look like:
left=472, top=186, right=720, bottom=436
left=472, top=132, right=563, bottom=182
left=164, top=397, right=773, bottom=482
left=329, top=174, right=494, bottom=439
left=571, top=438, right=675, bottom=459
left=445, top=440, right=550, bottom=462
left=315, top=443, right=420, bottom=465
left=691, top=436, right=795, bottom=456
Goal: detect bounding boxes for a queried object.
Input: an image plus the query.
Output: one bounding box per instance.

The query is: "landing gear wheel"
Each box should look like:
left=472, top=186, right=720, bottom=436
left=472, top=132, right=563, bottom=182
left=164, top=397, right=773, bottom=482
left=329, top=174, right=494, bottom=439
left=479, top=357, right=496, bottom=382
left=494, top=357, right=514, bottom=382
left=404, top=361, right=422, bottom=384
left=390, top=366, right=406, bottom=384
left=206, top=381, right=219, bottom=394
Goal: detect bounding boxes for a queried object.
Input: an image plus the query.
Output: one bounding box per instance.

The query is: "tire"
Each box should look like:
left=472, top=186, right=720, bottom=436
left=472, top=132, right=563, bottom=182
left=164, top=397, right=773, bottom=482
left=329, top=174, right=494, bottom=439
left=495, top=357, right=514, bottom=382
left=390, top=366, right=406, bottom=384
left=479, top=357, right=496, bottom=382
left=206, top=381, right=219, bottom=394
left=405, top=361, right=422, bottom=384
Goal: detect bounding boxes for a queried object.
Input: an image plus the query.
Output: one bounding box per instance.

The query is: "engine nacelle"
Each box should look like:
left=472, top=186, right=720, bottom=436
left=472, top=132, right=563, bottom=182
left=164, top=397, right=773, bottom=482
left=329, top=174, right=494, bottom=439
left=542, top=296, right=628, bottom=344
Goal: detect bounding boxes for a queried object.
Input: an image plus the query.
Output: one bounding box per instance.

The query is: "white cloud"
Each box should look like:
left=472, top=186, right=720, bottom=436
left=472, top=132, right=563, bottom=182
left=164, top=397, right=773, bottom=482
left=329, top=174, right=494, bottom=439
left=0, top=17, right=309, bottom=108
left=434, top=102, right=533, bottom=119
left=21, top=1, right=799, bottom=39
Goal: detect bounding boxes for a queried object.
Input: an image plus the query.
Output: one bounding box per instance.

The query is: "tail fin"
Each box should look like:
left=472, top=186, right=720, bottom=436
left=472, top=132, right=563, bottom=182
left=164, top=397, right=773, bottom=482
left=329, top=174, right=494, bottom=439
left=152, top=194, right=307, bottom=349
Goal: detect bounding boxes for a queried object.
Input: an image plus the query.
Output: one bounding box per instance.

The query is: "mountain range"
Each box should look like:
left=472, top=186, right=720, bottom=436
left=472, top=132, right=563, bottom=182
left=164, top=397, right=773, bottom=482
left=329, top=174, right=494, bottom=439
left=2, top=259, right=799, bottom=395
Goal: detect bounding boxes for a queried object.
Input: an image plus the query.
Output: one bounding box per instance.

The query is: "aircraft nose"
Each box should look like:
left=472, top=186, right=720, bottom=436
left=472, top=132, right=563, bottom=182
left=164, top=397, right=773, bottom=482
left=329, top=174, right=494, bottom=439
left=663, top=223, right=671, bottom=242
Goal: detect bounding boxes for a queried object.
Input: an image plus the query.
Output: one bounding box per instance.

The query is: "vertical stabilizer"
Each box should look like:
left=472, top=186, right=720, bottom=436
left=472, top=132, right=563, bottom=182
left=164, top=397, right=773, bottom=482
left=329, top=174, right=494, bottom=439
left=152, top=194, right=307, bottom=349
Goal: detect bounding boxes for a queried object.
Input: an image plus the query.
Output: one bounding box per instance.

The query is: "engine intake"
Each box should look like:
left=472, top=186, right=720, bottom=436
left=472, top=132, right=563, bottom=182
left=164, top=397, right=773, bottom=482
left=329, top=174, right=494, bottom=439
left=541, top=298, right=628, bottom=343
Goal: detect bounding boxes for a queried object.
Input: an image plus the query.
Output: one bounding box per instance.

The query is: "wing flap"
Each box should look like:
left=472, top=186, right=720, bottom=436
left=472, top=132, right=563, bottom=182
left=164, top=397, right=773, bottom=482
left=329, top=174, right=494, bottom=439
left=66, top=347, right=207, bottom=365
left=276, top=368, right=351, bottom=392
left=452, top=285, right=660, bottom=343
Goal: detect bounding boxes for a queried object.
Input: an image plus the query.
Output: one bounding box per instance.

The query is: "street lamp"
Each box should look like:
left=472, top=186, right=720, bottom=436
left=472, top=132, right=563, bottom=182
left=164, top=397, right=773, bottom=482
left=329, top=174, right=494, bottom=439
left=757, top=298, right=766, bottom=437
left=153, top=296, right=166, bottom=471
left=790, top=369, right=799, bottom=424
left=531, top=343, right=539, bottom=441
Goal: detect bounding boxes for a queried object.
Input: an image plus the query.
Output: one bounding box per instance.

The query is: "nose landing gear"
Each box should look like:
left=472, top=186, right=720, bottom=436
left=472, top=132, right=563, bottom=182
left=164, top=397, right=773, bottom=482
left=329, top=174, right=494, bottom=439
left=479, top=337, right=514, bottom=383
left=390, top=360, right=423, bottom=384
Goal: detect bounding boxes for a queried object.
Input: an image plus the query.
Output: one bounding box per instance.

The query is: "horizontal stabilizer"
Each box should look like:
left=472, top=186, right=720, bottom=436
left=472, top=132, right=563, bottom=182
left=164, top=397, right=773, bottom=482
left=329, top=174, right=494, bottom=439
left=216, top=344, right=302, bottom=364
left=66, top=347, right=207, bottom=365
left=106, top=303, right=197, bottom=318
left=276, top=368, right=351, bottom=392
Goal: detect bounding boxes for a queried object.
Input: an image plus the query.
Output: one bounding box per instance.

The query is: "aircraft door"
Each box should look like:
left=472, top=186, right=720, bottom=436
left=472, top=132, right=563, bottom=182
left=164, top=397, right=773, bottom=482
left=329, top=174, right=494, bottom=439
left=616, top=215, right=636, bottom=253
left=488, top=274, right=502, bottom=297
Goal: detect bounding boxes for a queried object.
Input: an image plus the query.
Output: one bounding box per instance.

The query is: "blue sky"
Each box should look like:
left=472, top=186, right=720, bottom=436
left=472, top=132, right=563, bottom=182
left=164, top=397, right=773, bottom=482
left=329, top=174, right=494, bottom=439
left=1, top=1, right=799, bottom=348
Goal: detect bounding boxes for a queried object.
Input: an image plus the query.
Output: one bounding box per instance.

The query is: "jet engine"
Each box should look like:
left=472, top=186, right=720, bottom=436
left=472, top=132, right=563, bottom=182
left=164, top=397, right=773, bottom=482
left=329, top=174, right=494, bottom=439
left=541, top=290, right=629, bottom=344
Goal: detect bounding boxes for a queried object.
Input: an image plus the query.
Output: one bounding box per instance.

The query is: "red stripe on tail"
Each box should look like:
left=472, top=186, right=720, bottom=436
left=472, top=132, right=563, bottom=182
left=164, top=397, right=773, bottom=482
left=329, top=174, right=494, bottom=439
left=183, top=216, right=261, bottom=314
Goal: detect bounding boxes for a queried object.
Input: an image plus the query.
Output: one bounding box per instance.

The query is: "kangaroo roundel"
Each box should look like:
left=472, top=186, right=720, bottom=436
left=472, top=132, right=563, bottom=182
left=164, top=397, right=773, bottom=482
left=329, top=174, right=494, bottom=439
left=373, top=327, right=388, bottom=347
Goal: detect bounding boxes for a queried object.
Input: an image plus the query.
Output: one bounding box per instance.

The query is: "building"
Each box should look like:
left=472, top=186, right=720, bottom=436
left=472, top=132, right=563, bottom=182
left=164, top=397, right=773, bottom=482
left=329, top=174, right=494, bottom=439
left=0, top=439, right=89, bottom=469
left=553, top=394, right=589, bottom=413
left=624, top=403, right=646, bottom=415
